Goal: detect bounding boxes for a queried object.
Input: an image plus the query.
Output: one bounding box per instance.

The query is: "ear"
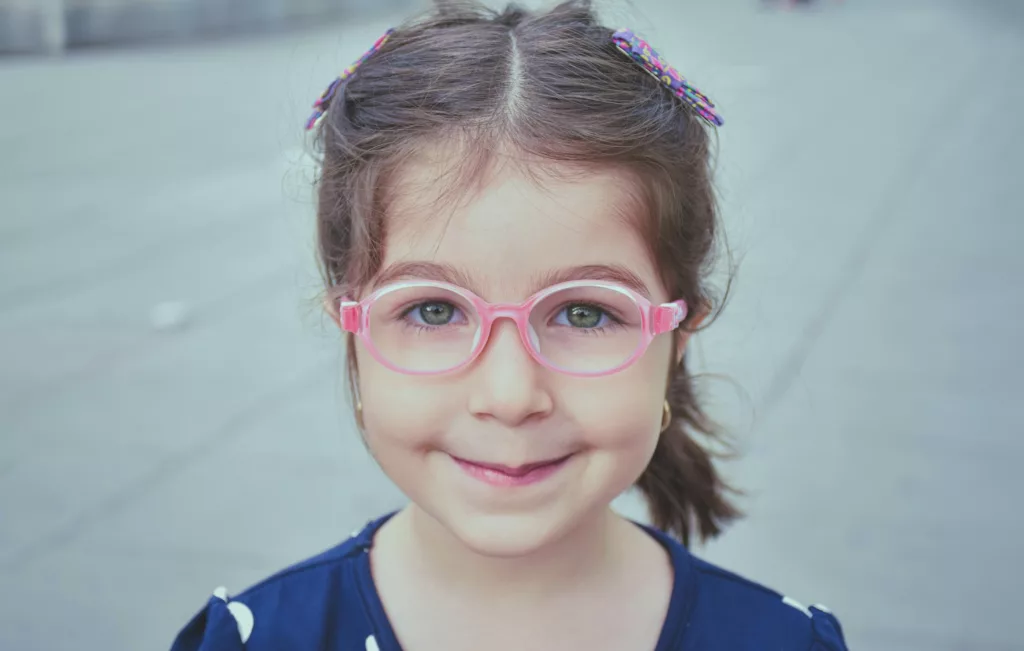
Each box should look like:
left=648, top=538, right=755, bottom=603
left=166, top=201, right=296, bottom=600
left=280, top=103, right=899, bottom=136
left=324, top=296, right=342, bottom=329
left=675, top=305, right=710, bottom=365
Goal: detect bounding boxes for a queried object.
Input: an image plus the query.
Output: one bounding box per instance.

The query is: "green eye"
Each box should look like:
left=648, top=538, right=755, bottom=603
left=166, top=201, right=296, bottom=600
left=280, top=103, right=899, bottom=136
left=564, top=304, right=603, bottom=328
left=418, top=302, right=455, bottom=326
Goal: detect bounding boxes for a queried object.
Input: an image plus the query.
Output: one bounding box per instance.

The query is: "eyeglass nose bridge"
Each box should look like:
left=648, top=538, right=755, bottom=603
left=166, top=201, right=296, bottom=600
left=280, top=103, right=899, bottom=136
left=484, top=304, right=531, bottom=321
left=474, top=303, right=542, bottom=356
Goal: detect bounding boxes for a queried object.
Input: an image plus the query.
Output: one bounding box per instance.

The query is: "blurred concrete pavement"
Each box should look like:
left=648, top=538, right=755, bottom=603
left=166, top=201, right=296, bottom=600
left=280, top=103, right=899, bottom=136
left=1, top=1, right=1022, bottom=650
left=0, top=0, right=414, bottom=54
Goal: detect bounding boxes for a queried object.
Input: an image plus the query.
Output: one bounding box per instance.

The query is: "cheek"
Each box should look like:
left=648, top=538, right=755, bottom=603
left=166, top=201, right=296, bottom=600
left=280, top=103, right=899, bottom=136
left=354, top=333, right=674, bottom=465
left=353, top=341, right=457, bottom=453
left=564, top=337, right=673, bottom=455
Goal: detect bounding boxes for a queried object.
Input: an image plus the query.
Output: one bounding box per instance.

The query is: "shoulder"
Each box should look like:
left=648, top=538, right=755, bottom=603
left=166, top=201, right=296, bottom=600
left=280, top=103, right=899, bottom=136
left=684, top=555, right=848, bottom=651
left=169, top=518, right=385, bottom=651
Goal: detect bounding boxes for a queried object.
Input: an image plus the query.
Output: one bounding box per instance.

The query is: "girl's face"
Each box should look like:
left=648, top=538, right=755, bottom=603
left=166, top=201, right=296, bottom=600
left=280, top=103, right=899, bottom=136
left=351, top=160, right=681, bottom=556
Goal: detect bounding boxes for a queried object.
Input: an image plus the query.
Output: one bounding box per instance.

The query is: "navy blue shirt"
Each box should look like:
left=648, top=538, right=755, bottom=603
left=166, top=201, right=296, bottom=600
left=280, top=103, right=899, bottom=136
left=171, top=514, right=848, bottom=651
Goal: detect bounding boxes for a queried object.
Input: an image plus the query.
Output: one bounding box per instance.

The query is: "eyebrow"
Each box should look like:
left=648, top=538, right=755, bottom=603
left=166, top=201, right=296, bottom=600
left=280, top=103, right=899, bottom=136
left=371, top=261, right=652, bottom=299
left=532, top=264, right=651, bottom=298
left=371, top=261, right=479, bottom=292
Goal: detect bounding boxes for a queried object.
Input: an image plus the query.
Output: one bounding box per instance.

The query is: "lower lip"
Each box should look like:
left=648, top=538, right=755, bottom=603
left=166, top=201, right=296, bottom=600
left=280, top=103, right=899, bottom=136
left=451, top=455, right=571, bottom=487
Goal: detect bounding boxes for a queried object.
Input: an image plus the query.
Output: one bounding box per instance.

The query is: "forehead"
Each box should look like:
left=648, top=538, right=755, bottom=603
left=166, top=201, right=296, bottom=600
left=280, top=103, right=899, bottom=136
left=379, top=153, right=666, bottom=301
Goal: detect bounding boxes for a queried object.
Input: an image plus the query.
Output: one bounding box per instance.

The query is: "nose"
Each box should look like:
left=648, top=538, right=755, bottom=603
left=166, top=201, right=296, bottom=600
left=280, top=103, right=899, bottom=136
left=466, top=317, right=553, bottom=427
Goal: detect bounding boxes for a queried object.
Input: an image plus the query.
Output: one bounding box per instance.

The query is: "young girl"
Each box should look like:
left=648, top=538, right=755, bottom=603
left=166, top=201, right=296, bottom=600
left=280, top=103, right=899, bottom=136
left=171, top=1, right=848, bottom=649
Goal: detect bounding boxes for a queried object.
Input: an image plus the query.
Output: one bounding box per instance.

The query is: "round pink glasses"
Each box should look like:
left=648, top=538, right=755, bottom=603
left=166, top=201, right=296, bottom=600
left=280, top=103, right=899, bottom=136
left=337, top=280, right=688, bottom=377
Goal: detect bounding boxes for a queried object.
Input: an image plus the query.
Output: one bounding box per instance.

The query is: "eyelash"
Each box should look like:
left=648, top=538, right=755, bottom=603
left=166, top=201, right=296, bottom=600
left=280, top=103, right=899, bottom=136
left=392, top=300, right=630, bottom=334
left=398, top=302, right=467, bottom=329
left=551, top=303, right=626, bottom=329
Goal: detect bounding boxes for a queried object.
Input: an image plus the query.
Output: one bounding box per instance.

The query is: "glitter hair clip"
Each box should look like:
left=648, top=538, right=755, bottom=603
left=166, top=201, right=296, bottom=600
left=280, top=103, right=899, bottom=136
left=611, top=29, right=724, bottom=127
left=305, top=29, right=394, bottom=131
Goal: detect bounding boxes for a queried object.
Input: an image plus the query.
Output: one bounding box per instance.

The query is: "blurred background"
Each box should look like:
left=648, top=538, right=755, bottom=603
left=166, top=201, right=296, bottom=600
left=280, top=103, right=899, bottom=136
left=1, top=0, right=1022, bottom=649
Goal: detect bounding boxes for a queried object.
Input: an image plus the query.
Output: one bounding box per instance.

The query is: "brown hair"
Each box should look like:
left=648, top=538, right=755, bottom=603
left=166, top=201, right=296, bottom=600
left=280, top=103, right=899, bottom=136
left=314, top=0, right=740, bottom=545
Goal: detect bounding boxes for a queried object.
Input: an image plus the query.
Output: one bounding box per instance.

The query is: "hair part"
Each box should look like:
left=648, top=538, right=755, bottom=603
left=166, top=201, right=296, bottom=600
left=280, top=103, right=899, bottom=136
left=316, top=0, right=740, bottom=545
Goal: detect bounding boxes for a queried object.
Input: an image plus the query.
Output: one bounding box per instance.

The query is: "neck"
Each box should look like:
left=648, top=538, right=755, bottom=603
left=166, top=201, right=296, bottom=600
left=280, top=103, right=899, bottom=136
left=382, top=505, right=631, bottom=600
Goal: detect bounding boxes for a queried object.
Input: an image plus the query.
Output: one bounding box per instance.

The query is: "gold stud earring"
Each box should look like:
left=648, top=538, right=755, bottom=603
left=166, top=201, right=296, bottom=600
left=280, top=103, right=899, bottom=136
left=355, top=400, right=365, bottom=430
left=660, top=400, right=672, bottom=433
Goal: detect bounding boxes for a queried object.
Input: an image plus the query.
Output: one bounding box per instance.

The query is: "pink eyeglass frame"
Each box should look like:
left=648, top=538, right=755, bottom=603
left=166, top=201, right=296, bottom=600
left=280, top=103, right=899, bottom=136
left=337, top=279, right=688, bottom=378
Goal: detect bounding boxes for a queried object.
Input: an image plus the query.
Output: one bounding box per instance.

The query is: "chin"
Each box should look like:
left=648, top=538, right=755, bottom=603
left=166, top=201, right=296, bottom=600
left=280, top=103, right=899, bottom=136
left=436, top=504, right=578, bottom=558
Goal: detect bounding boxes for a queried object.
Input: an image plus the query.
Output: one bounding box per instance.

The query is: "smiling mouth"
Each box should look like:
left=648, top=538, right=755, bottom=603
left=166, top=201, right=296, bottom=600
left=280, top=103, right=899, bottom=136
left=450, top=454, right=573, bottom=487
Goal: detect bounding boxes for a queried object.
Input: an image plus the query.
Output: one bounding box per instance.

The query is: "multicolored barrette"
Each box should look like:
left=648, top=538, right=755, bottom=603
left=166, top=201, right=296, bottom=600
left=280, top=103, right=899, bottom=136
left=611, top=29, right=724, bottom=127
left=305, top=29, right=394, bottom=131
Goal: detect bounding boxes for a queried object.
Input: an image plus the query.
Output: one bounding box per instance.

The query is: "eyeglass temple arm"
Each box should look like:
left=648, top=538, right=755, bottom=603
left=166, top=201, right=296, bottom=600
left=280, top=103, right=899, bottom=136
left=652, top=300, right=688, bottom=335
left=339, top=300, right=361, bottom=333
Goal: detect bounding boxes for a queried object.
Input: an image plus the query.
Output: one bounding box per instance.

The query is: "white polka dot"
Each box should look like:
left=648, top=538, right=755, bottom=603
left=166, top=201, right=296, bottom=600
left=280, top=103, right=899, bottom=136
left=365, top=634, right=381, bottom=651
left=227, top=601, right=255, bottom=643
left=782, top=596, right=812, bottom=618
left=212, top=586, right=229, bottom=601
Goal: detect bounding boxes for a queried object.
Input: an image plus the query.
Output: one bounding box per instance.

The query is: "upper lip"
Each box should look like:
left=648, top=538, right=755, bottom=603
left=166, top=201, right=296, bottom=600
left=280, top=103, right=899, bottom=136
left=452, top=454, right=572, bottom=476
